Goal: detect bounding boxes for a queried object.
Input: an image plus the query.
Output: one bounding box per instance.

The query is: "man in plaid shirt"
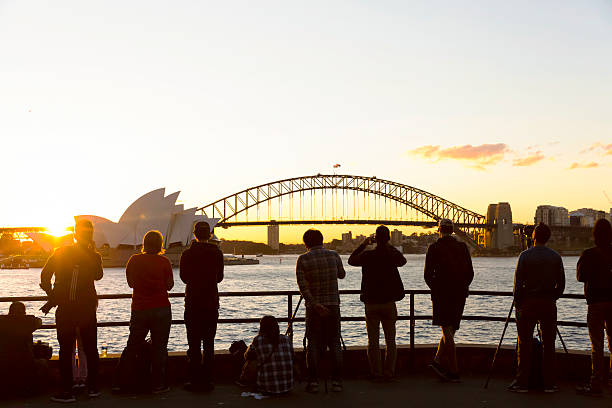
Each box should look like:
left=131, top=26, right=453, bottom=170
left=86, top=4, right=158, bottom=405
left=296, top=229, right=346, bottom=393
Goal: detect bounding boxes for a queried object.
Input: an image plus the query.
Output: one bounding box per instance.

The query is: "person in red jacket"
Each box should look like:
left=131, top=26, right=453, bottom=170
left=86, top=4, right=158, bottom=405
left=576, top=219, right=612, bottom=396
left=180, top=221, right=224, bottom=391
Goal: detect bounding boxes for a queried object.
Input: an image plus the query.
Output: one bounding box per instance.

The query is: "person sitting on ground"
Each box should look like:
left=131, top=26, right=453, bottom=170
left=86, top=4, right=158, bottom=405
left=508, top=222, right=565, bottom=393
left=348, top=225, right=406, bottom=381
left=244, top=315, right=294, bottom=395
left=576, top=219, right=612, bottom=396
left=424, top=219, right=474, bottom=383
left=116, top=230, right=174, bottom=394
left=0, top=301, right=46, bottom=396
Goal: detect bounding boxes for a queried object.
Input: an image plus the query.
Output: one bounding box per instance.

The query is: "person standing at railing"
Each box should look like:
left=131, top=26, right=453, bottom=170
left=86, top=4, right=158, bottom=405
left=116, top=230, right=174, bottom=394
left=424, top=218, right=474, bottom=383
left=296, top=229, right=346, bottom=393
left=40, top=219, right=103, bottom=403
left=508, top=222, right=565, bottom=393
left=576, top=219, right=612, bottom=396
left=348, top=225, right=406, bottom=381
left=180, top=221, right=224, bottom=392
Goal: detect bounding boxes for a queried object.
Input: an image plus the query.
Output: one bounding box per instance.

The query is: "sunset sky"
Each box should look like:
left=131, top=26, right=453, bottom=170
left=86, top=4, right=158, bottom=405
left=1, top=1, right=610, bottom=243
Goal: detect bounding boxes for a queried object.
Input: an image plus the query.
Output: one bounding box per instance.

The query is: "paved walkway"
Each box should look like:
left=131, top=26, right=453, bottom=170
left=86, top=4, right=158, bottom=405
left=4, top=374, right=612, bottom=408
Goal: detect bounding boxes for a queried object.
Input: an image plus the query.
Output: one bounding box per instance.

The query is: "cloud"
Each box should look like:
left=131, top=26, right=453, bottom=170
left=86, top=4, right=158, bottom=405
left=568, top=162, right=599, bottom=170
left=513, top=151, right=545, bottom=167
left=408, top=143, right=509, bottom=170
left=581, top=142, right=612, bottom=155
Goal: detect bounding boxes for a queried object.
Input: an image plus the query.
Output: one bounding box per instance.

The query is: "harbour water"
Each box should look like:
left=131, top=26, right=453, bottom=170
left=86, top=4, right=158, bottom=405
left=0, top=254, right=588, bottom=355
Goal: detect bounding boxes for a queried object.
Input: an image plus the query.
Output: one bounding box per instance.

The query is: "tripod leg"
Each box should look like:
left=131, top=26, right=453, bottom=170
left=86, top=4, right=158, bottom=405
left=484, top=299, right=515, bottom=389
left=556, top=327, right=568, bottom=354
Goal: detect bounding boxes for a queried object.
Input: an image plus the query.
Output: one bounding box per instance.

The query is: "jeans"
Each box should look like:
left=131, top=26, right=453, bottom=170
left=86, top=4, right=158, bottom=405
left=185, top=307, right=218, bottom=384
left=365, top=302, right=397, bottom=377
left=515, top=298, right=557, bottom=388
left=56, top=305, right=99, bottom=393
left=119, top=306, right=171, bottom=388
left=587, top=301, right=612, bottom=390
left=305, top=305, right=342, bottom=382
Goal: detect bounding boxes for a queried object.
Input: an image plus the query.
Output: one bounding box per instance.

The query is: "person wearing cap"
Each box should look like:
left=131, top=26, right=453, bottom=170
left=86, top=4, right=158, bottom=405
left=40, top=219, right=103, bottom=403
left=179, top=221, right=224, bottom=391
left=424, top=218, right=474, bottom=383
left=348, top=225, right=406, bottom=380
left=508, top=222, right=565, bottom=393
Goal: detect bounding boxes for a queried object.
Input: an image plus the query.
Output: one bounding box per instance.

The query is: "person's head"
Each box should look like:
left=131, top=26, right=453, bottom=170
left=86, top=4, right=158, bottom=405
left=259, top=315, right=280, bottom=347
left=303, top=229, right=324, bottom=249
left=593, top=219, right=612, bottom=247
left=8, top=301, right=25, bottom=316
left=375, top=225, right=390, bottom=245
left=438, top=219, right=453, bottom=236
left=532, top=222, right=551, bottom=245
left=142, top=230, right=164, bottom=254
left=193, top=221, right=212, bottom=242
left=74, top=219, right=94, bottom=246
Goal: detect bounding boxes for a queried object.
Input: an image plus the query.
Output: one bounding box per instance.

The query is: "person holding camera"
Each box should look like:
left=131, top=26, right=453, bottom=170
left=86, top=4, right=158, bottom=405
left=576, top=219, right=612, bottom=396
left=424, top=219, right=474, bottom=383
left=508, top=222, right=565, bottom=393
left=348, top=225, right=406, bottom=380
left=296, top=229, right=345, bottom=393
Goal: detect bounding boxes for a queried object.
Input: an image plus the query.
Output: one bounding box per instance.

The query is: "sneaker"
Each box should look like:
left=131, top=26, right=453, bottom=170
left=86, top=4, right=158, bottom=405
left=331, top=381, right=343, bottom=392
left=429, top=361, right=450, bottom=381
left=507, top=380, right=528, bottom=393
left=88, top=389, right=101, bottom=398
left=152, top=385, right=170, bottom=394
left=51, top=392, right=76, bottom=403
left=305, top=382, right=319, bottom=394
left=543, top=385, right=559, bottom=393
left=576, top=384, right=602, bottom=396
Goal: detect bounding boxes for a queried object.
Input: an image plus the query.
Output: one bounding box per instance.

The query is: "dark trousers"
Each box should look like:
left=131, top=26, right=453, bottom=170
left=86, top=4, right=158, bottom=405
left=365, top=302, right=397, bottom=377
left=305, top=305, right=342, bottom=382
left=515, top=298, right=557, bottom=388
left=56, top=306, right=99, bottom=393
left=185, top=307, right=218, bottom=384
left=119, top=306, right=171, bottom=388
left=587, top=301, right=612, bottom=390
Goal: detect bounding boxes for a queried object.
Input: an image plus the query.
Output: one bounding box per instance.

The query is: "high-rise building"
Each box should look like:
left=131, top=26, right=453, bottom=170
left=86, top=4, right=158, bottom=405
left=534, top=205, right=569, bottom=226
left=341, top=231, right=352, bottom=244
left=390, top=229, right=403, bottom=246
left=267, top=223, right=279, bottom=251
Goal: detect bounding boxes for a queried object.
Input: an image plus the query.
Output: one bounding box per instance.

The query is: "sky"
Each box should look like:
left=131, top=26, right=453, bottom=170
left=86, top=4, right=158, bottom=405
left=0, top=0, right=611, bottom=243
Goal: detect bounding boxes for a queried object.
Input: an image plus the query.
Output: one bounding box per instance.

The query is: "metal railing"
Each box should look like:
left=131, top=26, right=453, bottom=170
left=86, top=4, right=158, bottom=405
left=0, top=290, right=588, bottom=354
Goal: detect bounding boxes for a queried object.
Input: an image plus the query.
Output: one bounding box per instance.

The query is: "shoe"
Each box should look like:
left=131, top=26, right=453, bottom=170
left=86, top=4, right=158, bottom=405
left=429, top=362, right=450, bottom=381
left=576, top=384, right=602, bottom=396
left=507, top=380, right=528, bottom=393
left=305, top=382, right=319, bottom=394
left=88, top=389, right=101, bottom=398
left=446, top=372, right=461, bottom=383
left=331, top=381, right=343, bottom=392
left=152, top=385, right=170, bottom=394
left=543, top=385, right=559, bottom=393
left=51, top=392, right=76, bottom=403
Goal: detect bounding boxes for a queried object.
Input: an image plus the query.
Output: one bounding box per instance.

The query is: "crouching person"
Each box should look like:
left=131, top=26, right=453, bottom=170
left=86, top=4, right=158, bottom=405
left=244, top=316, right=293, bottom=395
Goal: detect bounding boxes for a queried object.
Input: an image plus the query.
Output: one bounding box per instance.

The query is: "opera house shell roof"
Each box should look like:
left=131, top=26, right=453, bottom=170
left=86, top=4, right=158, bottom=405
left=29, top=189, right=218, bottom=251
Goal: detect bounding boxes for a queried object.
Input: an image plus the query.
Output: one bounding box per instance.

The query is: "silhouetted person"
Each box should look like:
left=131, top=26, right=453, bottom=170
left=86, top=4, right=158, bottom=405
left=40, top=219, right=103, bottom=403
left=576, top=219, right=612, bottom=396
left=0, top=302, right=46, bottom=396
left=348, top=225, right=406, bottom=380
left=508, top=222, right=564, bottom=393
left=117, top=230, right=174, bottom=394
left=244, top=315, right=294, bottom=395
left=424, top=219, right=473, bottom=383
left=180, top=221, right=224, bottom=391
left=296, top=229, right=345, bottom=393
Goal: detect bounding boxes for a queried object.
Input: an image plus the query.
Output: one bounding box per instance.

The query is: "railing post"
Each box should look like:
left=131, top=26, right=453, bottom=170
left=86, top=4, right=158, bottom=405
left=288, top=294, right=293, bottom=339
left=410, top=293, right=415, bottom=367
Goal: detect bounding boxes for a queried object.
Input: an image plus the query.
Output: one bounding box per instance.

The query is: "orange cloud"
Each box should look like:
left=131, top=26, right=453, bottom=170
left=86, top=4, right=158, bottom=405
left=513, top=151, right=545, bottom=167
left=408, top=143, right=508, bottom=170
left=568, top=162, right=599, bottom=170
left=581, top=142, right=612, bottom=155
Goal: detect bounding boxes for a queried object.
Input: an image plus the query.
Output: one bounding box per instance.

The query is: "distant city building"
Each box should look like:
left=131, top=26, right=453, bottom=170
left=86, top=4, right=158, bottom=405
left=341, top=231, right=352, bottom=244
left=534, top=205, right=569, bottom=226
left=569, top=208, right=608, bottom=228
left=485, top=202, right=514, bottom=249
left=267, top=223, right=280, bottom=251
left=390, top=229, right=403, bottom=246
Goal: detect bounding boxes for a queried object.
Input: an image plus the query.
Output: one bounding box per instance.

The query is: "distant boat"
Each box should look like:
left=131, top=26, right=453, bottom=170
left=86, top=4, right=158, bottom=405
left=0, top=256, right=29, bottom=270
left=223, top=255, right=259, bottom=266
left=256, top=253, right=263, bottom=257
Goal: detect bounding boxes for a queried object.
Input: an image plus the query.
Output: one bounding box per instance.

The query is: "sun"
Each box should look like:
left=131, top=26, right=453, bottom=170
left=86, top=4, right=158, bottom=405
left=44, top=221, right=73, bottom=238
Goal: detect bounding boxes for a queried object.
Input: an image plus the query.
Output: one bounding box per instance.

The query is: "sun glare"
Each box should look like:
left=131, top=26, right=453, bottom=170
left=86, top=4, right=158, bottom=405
left=44, top=223, right=73, bottom=238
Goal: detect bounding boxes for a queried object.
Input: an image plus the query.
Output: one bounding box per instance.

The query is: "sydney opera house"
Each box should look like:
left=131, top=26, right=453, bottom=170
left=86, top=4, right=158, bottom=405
left=29, top=189, right=219, bottom=266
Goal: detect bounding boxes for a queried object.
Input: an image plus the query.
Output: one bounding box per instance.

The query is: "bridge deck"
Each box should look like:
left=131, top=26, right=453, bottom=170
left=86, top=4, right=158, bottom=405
left=7, top=374, right=611, bottom=408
